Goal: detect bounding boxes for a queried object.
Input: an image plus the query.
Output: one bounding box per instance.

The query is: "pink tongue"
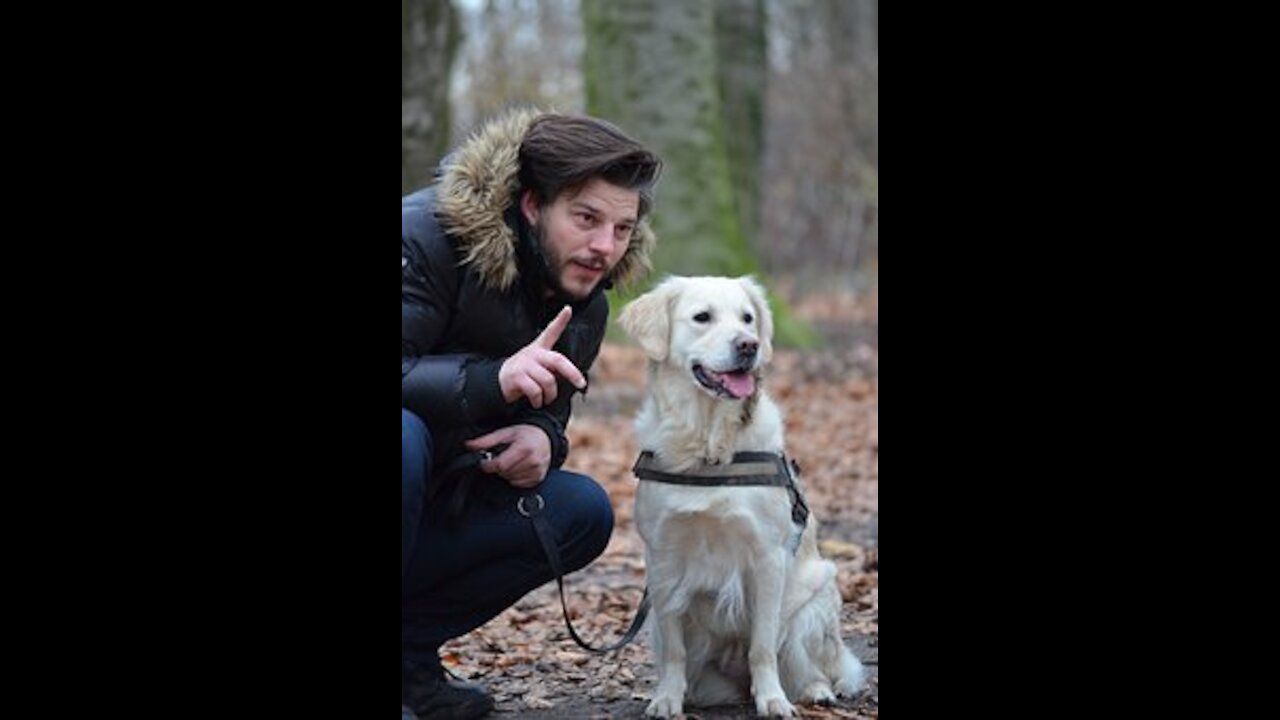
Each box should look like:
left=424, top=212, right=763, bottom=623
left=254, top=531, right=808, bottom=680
left=721, top=371, right=756, bottom=399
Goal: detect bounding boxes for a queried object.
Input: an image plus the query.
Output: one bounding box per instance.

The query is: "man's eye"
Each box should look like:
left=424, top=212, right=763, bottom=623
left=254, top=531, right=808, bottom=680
left=694, top=312, right=711, bottom=323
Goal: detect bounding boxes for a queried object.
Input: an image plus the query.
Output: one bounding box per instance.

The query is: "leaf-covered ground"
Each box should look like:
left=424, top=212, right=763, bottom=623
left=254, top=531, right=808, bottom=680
left=439, top=285, right=878, bottom=719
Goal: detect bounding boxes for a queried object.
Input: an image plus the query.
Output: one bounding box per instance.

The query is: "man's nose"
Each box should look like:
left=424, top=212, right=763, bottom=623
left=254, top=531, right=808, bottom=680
left=586, top=227, right=614, bottom=254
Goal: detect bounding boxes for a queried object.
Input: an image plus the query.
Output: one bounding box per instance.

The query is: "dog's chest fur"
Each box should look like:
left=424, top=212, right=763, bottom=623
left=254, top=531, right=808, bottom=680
left=633, top=385, right=796, bottom=626
left=636, top=482, right=796, bottom=620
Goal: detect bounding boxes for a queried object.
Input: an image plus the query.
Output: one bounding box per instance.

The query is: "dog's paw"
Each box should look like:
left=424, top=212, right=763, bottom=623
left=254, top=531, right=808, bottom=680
left=754, top=692, right=797, bottom=718
left=801, top=681, right=836, bottom=706
left=646, top=694, right=684, bottom=718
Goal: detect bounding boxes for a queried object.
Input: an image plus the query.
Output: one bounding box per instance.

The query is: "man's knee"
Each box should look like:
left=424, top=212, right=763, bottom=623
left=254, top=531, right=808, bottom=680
left=558, top=474, right=614, bottom=571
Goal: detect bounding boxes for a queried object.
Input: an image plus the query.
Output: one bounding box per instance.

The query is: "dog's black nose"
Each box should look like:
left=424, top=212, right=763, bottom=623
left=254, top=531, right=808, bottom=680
left=736, top=337, right=759, bottom=361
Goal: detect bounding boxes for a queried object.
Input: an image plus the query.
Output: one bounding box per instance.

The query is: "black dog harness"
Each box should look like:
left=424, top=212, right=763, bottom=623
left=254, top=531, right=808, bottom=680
left=632, top=450, right=811, bottom=531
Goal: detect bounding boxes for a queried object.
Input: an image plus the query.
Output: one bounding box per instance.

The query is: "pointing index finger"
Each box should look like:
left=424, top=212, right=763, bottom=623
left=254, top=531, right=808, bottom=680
left=534, top=306, right=573, bottom=350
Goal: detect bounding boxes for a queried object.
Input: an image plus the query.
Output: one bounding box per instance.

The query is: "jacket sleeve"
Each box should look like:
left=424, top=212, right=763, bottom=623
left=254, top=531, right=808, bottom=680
left=516, top=410, right=569, bottom=471
left=401, top=214, right=516, bottom=433
left=512, top=298, right=609, bottom=470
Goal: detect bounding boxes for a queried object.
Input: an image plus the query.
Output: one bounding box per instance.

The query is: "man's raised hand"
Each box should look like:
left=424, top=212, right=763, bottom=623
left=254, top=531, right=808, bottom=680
left=498, top=306, right=587, bottom=408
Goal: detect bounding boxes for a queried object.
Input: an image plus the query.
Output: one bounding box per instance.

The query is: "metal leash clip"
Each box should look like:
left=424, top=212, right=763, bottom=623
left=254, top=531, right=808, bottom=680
left=478, top=443, right=510, bottom=464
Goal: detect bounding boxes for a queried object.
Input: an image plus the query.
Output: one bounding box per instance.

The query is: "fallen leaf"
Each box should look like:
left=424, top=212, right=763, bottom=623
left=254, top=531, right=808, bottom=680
left=820, top=539, right=865, bottom=559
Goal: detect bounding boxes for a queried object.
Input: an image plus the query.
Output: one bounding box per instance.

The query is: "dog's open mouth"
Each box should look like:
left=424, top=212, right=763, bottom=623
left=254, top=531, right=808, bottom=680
left=692, top=362, right=756, bottom=400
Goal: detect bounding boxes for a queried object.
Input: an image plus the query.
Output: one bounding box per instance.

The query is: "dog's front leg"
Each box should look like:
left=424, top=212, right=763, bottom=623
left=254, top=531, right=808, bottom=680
left=647, top=609, right=688, bottom=718
left=749, top=547, right=796, bottom=718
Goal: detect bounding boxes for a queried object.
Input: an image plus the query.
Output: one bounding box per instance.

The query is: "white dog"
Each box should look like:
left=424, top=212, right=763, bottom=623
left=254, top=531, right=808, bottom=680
left=617, top=275, right=865, bottom=719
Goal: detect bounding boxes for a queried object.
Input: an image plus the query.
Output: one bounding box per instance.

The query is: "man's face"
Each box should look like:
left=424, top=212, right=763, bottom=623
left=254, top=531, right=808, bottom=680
left=521, top=177, right=639, bottom=300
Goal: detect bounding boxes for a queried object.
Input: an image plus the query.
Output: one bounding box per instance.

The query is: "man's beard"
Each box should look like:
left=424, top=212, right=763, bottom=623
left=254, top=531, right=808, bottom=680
left=531, top=220, right=602, bottom=301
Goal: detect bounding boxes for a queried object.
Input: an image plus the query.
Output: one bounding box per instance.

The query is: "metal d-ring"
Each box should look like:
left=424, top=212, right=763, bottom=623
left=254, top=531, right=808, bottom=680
left=517, top=493, right=545, bottom=517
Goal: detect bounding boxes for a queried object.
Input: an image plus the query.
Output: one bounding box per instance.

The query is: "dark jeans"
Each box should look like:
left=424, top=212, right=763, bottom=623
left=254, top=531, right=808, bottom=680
left=401, top=409, right=614, bottom=667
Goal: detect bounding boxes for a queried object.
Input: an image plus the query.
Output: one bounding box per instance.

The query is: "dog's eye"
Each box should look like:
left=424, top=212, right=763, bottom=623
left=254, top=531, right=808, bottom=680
left=743, top=312, right=754, bottom=324
left=693, top=311, right=711, bottom=323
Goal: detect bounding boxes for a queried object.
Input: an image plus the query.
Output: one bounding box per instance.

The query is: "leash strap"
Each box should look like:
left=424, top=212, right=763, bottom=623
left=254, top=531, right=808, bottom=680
left=430, top=444, right=511, bottom=519
left=520, top=492, right=650, bottom=653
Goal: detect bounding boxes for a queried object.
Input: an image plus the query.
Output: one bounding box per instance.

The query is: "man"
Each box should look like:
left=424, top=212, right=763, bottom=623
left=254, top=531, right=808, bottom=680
left=401, top=108, right=661, bottom=719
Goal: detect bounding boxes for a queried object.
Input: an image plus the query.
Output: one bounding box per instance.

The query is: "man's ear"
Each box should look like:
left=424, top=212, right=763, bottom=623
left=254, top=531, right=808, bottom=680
left=519, top=189, right=540, bottom=226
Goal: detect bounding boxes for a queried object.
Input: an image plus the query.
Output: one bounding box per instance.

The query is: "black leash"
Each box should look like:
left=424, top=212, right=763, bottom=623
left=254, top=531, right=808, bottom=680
left=435, top=444, right=649, bottom=652
left=429, top=444, right=511, bottom=520
left=520, top=491, right=651, bottom=653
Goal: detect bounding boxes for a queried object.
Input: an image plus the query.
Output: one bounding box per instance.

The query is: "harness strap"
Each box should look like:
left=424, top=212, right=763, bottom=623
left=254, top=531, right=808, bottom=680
left=632, top=451, right=811, bottom=529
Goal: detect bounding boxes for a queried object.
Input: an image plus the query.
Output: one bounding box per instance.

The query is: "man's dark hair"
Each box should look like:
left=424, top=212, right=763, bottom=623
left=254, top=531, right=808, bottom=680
left=518, top=114, right=663, bottom=219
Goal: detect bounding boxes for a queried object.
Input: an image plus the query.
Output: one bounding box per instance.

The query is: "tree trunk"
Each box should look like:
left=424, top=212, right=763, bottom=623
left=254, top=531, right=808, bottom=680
left=583, top=0, right=751, bottom=277
left=583, top=0, right=815, bottom=346
left=761, top=0, right=877, bottom=278
left=402, top=0, right=461, bottom=194
left=714, top=0, right=767, bottom=254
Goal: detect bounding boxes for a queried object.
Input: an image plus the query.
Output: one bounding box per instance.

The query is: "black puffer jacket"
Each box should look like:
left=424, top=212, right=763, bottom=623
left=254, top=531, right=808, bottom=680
left=401, top=109, right=656, bottom=473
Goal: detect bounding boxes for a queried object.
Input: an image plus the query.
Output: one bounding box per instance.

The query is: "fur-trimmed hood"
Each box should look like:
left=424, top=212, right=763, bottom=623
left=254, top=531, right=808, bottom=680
left=435, top=107, right=657, bottom=292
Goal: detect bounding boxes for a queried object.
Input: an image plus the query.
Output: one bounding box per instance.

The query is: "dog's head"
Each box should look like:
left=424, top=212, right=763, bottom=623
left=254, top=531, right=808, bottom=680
left=618, top=275, right=774, bottom=400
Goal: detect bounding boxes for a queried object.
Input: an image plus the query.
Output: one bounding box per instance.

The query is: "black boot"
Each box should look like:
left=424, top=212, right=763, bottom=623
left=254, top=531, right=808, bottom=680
left=402, top=659, right=494, bottom=720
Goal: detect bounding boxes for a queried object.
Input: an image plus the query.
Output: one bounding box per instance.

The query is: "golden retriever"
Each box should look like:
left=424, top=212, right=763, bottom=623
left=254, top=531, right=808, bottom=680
left=617, top=275, right=865, bottom=718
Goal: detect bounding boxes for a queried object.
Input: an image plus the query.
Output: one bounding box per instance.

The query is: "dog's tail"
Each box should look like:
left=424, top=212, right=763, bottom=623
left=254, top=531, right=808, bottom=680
left=833, top=644, right=867, bottom=697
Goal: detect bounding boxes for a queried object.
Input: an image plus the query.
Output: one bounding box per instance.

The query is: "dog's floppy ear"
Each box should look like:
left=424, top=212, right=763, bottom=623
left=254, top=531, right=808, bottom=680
left=738, top=275, right=774, bottom=362
left=618, top=277, right=683, bottom=361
